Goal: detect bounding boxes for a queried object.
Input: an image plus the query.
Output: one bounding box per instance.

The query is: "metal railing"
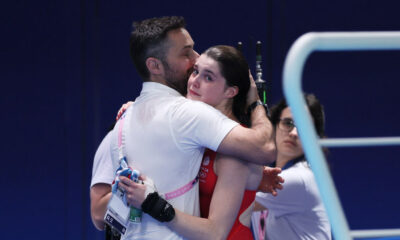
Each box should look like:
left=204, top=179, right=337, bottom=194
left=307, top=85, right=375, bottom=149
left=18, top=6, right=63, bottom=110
left=282, top=32, right=400, bottom=240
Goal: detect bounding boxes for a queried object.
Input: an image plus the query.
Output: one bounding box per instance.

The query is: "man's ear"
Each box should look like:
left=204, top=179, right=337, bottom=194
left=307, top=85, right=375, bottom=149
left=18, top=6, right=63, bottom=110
left=225, top=86, right=239, bottom=98
left=146, top=57, right=164, bottom=75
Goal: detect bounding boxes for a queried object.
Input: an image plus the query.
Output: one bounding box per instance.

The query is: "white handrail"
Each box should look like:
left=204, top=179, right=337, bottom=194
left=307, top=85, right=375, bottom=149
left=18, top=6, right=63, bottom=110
left=319, top=137, right=400, bottom=147
left=351, top=229, right=400, bottom=238
left=282, top=31, right=400, bottom=240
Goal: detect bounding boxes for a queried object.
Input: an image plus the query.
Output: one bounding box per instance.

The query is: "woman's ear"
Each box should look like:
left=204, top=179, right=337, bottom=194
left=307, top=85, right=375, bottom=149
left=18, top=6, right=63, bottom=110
left=225, top=86, right=239, bottom=98
left=145, top=57, right=164, bottom=75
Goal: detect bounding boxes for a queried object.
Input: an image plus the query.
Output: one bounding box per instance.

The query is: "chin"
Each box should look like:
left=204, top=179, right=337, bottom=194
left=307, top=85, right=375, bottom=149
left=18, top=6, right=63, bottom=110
left=281, top=149, right=303, bottom=159
left=187, top=93, right=195, bottom=99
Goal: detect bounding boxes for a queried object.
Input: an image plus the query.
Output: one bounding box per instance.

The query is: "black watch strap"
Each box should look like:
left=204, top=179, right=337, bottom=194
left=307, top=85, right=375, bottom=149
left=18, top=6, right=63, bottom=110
left=248, top=100, right=270, bottom=117
left=247, top=100, right=263, bottom=113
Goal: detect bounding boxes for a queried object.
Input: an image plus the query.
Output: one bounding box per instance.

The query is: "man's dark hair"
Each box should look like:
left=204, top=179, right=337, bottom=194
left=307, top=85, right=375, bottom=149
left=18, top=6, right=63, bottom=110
left=129, top=16, right=186, bottom=80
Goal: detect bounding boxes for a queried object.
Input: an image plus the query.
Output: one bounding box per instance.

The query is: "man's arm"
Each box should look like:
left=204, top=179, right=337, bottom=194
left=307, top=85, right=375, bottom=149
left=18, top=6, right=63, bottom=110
left=217, top=104, right=276, bottom=165
left=217, top=72, right=276, bottom=165
left=90, top=183, right=112, bottom=230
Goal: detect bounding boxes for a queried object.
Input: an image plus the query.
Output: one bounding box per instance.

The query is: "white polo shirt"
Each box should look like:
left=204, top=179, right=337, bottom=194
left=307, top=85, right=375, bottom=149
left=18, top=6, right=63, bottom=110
left=110, top=82, right=238, bottom=240
left=90, top=131, right=114, bottom=188
left=256, top=161, right=331, bottom=240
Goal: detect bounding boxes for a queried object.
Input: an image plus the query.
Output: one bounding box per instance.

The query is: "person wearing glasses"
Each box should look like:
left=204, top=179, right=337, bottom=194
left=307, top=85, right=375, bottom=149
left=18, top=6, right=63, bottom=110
left=254, top=93, right=331, bottom=240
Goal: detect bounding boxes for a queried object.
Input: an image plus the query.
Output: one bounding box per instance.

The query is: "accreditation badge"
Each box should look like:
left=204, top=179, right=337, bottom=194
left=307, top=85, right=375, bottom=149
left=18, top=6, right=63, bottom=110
left=104, top=189, right=130, bottom=235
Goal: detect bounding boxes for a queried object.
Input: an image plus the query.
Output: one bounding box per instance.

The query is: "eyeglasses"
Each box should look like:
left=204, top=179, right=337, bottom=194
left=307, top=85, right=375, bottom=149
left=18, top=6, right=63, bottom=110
left=278, top=118, right=296, bottom=132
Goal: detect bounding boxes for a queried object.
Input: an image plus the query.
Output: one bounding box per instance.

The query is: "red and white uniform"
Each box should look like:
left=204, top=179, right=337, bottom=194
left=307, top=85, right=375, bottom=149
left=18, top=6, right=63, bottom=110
left=199, top=149, right=256, bottom=240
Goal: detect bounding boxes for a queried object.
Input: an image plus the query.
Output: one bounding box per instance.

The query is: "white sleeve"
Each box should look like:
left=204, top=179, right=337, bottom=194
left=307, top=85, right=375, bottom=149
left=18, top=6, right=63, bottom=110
left=90, top=132, right=115, bottom=188
left=255, top=167, right=307, bottom=217
left=169, top=99, right=238, bottom=152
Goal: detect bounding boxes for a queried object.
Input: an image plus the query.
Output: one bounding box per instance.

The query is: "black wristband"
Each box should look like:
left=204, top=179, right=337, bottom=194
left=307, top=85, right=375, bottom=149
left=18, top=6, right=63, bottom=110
left=141, top=192, right=175, bottom=222
left=247, top=100, right=263, bottom=113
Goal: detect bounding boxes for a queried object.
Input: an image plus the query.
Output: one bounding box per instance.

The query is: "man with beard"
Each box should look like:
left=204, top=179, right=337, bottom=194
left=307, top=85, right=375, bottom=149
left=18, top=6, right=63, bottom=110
left=90, top=16, right=276, bottom=239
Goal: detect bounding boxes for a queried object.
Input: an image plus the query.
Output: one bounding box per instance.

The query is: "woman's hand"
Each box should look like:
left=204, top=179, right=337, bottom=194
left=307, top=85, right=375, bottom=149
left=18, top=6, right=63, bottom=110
left=116, top=101, right=134, bottom=120
left=257, top=167, right=284, bottom=196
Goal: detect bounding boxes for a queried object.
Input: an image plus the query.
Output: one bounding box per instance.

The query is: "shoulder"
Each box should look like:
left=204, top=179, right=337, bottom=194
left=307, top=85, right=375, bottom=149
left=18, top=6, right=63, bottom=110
left=280, top=162, right=310, bottom=189
left=168, top=98, right=232, bottom=131
left=93, top=132, right=113, bottom=167
left=170, top=98, right=224, bottom=118
left=292, top=161, right=314, bottom=182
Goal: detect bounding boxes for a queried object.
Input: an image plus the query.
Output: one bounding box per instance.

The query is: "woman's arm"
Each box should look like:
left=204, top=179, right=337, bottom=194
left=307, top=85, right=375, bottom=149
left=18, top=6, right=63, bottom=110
left=168, top=154, right=249, bottom=239
left=119, top=154, right=249, bottom=240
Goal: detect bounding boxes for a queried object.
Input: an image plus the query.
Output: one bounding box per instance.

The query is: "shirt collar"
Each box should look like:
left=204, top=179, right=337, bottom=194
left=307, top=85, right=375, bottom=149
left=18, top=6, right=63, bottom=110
left=282, top=155, right=305, bottom=170
left=142, top=82, right=183, bottom=97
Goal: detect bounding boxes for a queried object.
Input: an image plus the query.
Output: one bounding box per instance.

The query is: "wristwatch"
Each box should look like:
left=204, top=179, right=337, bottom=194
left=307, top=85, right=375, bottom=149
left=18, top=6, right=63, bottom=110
left=247, top=100, right=264, bottom=113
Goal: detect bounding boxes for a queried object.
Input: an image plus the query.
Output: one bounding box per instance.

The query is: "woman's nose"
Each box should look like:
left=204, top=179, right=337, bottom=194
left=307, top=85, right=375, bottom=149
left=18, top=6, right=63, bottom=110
left=190, top=74, right=200, bottom=88
left=289, top=126, right=298, bottom=137
left=193, top=76, right=200, bottom=88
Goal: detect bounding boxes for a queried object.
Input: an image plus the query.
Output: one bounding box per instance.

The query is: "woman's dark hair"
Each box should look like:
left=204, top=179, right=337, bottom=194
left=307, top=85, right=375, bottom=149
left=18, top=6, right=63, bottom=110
left=270, top=93, right=325, bottom=138
left=129, top=16, right=186, bottom=80
left=203, top=45, right=250, bottom=125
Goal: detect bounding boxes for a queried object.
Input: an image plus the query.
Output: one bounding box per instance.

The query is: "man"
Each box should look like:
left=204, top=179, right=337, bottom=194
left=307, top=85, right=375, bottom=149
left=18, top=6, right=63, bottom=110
left=91, top=16, right=275, bottom=239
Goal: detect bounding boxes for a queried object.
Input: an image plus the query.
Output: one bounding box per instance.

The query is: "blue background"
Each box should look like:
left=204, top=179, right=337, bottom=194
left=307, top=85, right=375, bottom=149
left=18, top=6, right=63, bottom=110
left=1, top=1, right=399, bottom=239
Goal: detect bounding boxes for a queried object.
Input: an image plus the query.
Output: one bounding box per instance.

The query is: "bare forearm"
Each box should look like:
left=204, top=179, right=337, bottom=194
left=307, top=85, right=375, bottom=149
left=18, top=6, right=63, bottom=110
left=218, top=106, right=276, bottom=165
left=249, top=105, right=276, bottom=164
left=90, top=184, right=112, bottom=230
left=165, top=156, right=247, bottom=240
left=165, top=211, right=226, bottom=240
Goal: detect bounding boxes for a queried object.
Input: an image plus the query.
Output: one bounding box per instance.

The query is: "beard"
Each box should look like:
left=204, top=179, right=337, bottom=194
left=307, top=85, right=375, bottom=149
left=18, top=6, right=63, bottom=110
left=164, top=62, right=193, bottom=96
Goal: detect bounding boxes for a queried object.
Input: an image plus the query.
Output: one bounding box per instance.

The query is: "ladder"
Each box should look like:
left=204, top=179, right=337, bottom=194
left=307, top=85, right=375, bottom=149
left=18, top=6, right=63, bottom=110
left=282, top=32, right=400, bottom=240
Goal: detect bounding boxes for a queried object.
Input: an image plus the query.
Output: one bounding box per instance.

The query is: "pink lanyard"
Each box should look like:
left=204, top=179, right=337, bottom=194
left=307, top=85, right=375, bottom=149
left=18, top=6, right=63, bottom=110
left=258, top=210, right=268, bottom=240
left=164, top=176, right=199, bottom=200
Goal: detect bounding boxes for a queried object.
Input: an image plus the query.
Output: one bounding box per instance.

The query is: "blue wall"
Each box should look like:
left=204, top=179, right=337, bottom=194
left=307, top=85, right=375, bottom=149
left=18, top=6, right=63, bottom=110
left=1, top=1, right=399, bottom=239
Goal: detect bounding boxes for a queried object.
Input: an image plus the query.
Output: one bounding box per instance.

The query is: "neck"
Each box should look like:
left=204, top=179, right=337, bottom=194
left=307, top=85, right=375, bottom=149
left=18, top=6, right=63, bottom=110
left=216, top=101, right=237, bottom=122
left=276, top=153, right=304, bottom=168
left=149, top=75, right=167, bottom=86
left=276, top=154, right=293, bottom=168
left=149, top=75, right=185, bottom=95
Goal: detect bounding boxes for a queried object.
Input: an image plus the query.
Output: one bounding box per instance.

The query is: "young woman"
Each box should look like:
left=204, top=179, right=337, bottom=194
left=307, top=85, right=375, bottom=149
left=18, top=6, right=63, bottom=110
left=118, top=45, right=282, bottom=240
left=254, top=94, right=331, bottom=240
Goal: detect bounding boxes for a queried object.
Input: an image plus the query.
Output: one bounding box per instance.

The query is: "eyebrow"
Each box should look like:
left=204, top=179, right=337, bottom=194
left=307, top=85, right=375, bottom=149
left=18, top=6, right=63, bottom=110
left=193, top=64, right=217, bottom=77
left=182, top=43, right=194, bottom=51
left=203, top=69, right=217, bottom=77
left=282, top=118, right=294, bottom=121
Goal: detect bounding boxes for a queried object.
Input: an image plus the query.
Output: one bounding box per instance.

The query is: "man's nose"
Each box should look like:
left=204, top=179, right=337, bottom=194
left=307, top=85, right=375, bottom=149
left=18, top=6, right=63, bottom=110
left=191, top=51, right=200, bottom=63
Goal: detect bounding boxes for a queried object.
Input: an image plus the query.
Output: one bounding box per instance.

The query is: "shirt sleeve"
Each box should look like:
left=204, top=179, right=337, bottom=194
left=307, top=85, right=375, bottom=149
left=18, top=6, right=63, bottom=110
left=169, top=99, right=238, bottom=152
left=90, top=132, right=115, bottom=188
left=255, top=166, right=307, bottom=217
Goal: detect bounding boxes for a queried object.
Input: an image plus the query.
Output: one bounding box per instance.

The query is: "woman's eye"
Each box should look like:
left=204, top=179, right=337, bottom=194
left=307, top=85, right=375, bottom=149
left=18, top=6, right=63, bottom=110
left=283, top=119, right=294, bottom=126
